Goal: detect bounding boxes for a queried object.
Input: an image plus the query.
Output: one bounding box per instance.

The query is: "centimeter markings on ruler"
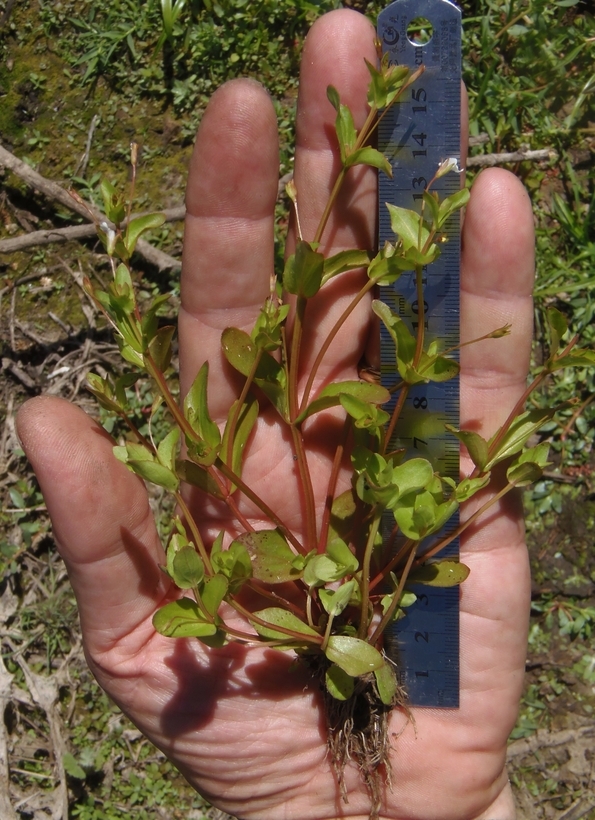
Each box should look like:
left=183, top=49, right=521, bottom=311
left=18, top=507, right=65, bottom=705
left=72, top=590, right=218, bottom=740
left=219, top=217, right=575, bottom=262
left=377, top=0, right=462, bottom=708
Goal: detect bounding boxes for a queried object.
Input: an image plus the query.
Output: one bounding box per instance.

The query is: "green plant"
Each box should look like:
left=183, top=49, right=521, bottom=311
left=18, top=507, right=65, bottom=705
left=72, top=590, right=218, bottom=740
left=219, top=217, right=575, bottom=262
left=75, top=56, right=595, bottom=812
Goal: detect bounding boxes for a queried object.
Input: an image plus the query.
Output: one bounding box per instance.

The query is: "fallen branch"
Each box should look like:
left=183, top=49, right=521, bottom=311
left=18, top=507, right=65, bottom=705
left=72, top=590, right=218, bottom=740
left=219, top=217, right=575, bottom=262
left=0, top=206, right=186, bottom=255
left=467, top=147, right=557, bottom=168
left=0, top=144, right=180, bottom=271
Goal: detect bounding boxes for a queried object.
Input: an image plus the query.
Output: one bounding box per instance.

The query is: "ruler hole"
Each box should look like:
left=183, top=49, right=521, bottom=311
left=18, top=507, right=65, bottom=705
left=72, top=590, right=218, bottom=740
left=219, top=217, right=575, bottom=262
left=406, top=16, right=433, bottom=46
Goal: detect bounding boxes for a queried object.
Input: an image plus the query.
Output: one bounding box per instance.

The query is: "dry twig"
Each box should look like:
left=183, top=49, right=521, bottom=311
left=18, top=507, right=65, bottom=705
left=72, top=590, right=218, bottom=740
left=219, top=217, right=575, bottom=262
left=0, top=144, right=180, bottom=271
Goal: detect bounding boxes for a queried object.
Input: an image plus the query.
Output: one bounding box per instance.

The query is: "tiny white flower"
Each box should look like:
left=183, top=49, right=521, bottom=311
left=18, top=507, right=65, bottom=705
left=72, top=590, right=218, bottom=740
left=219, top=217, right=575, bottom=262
left=435, top=157, right=464, bottom=178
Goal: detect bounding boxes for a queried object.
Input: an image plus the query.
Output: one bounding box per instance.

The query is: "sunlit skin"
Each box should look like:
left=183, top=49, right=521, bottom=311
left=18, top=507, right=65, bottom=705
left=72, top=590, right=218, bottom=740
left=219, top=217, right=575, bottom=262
left=17, top=10, right=534, bottom=820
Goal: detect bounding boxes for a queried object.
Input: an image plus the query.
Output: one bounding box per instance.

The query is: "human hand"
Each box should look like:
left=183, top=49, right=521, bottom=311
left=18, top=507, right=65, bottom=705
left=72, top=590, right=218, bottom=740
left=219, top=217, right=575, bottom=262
left=17, top=9, right=534, bottom=820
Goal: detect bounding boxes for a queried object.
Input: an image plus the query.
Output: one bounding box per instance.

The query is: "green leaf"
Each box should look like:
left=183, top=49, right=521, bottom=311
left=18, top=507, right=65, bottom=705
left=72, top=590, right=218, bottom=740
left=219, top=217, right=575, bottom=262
left=251, top=608, right=320, bottom=642
left=407, top=560, right=470, bottom=588
left=455, top=473, right=491, bottom=502
left=183, top=362, right=221, bottom=457
left=221, top=395, right=259, bottom=486
left=365, top=58, right=410, bottom=108
left=506, top=442, right=551, bottom=487
left=63, top=752, right=87, bottom=780
left=321, top=249, right=370, bottom=286
left=236, top=529, right=301, bottom=584
left=422, top=190, right=440, bottom=229
left=374, top=662, right=398, bottom=706
left=326, top=538, right=359, bottom=574
left=124, top=212, right=166, bottom=256
left=303, top=554, right=350, bottom=588
left=325, top=635, right=384, bottom=677
left=175, top=459, right=223, bottom=498
left=417, top=353, right=460, bottom=383
left=319, top=579, right=357, bottom=617
left=211, top=541, right=252, bottom=592
left=283, top=240, right=324, bottom=298
left=201, top=574, right=228, bottom=617
left=148, top=325, right=175, bottom=372
left=328, top=490, right=357, bottom=542
left=100, top=178, right=125, bottom=224
left=548, top=348, right=595, bottom=371
left=127, top=458, right=180, bottom=491
left=296, top=380, right=389, bottom=424
left=325, top=664, right=355, bottom=701
left=485, top=407, right=557, bottom=469
left=335, top=103, right=357, bottom=165
left=446, top=425, right=489, bottom=471
left=344, top=146, right=392, bottom=176
left=171, top=546, right=205, bottom=589
left=372, top=300, right=416, bottom=367
left=386, top=204, right=429, bottom=251
left=391, top=458, right=434, bottom=496
left=157, top=427, right=180, bottom=472
left=326, top=84, right=340, bottom=111
left=221, top=327, right=288, bottom=419
left=437, top=188, right=470, bottom=228
left=152, top=598, right=217, bottom=638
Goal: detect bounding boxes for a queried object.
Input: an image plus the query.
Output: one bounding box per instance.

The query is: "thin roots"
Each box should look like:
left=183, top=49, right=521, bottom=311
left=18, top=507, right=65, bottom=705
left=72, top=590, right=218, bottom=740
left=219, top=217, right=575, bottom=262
left=318, top=657, right=408, bottom=820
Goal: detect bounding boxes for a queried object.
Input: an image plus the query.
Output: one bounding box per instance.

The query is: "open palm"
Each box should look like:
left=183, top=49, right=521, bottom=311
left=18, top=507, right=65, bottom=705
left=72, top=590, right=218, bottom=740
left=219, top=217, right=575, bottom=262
left=18, top=10, right=535, bottom=820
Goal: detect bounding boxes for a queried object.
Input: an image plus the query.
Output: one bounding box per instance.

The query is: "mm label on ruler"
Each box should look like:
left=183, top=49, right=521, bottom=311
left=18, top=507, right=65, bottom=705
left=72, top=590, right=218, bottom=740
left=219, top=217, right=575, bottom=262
left=377, top=0, right=462, bottom=708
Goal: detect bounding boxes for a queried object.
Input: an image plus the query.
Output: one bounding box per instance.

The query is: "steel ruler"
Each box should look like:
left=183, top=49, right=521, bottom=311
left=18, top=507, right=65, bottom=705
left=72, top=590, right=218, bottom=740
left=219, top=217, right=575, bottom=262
left=377, top=0, right=462, bottom=707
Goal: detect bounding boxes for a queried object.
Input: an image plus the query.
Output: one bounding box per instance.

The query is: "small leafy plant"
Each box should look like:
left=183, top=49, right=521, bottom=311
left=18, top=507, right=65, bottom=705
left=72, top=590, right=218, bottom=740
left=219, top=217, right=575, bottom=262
left=83, top=55, right=595, bottom=814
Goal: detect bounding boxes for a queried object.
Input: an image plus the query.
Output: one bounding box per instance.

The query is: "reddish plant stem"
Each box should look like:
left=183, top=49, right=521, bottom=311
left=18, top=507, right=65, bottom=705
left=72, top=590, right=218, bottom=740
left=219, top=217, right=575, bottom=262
left=317, top=417, right=351, bottom=554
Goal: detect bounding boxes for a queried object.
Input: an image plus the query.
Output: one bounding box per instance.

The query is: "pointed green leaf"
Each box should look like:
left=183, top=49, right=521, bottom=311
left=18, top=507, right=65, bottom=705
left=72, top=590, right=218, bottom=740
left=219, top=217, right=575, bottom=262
left=344, top=146, right=392, bottom=177
left=236, top=529, right=301, bottom=584
left=127, top=458, right=179, bottom=491
left=485, top=407, right=557, bottom=469
left=326, top=84, right=340, bottom=112
left=386, top=203, right=429, bottom=251
left=445, top=425, right=489, bottom=471
left=148, top=325, right=175, bottom=371
left=221, top=395, right=259, bottom=486
left=325, top=635, right=384, bottom=676
left=152, top=598, right=217, bottom=638
left=157, top=427, right=180, bottom=471
left=251, top=608, right=320, bottom=642
left=175, top=459, right=223, bottom=498
left=437, top=188, right=470, bottom=228
left=335, top=103, right=357, bottom=165
left=548, top=348, right=595, bottom=371
left=407, top=560, right=470, bottom=588
left=124, top=212, right=166, bottom=256
left=184, top=362, right=221, bottom=451
left=372, top=300, right=416, bottom=366
left=325, top=664, right=355, bottom=701
left=455, top=473, right=491, bottom=502
left=296, top=380, right=389, bottom=424
left=321, top=249, right=370, bottom=286
left=422, top=190, right=440, bottom=229
left=506, top=442, right=551, bottom=487
left=546, top=306, right=568, bottom=353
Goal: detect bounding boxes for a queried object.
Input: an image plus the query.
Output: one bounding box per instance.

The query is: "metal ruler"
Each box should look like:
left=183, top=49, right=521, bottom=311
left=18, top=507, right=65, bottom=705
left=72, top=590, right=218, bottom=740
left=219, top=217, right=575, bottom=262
left=377, top=0, right=462, bottom=707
